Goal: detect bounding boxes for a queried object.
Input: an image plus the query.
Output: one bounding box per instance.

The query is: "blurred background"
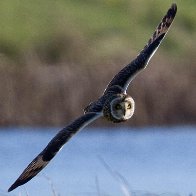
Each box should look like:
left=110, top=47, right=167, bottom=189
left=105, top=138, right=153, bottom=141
left=1, top=1, right=196, bottom=195
left=0, top=0, right=195, bottom=127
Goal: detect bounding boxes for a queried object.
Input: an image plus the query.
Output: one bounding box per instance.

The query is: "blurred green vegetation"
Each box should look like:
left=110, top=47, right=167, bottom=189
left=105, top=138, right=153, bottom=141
left=0, top=0, right=195, bottom=126
left=0, top=0, right=195, bottom=59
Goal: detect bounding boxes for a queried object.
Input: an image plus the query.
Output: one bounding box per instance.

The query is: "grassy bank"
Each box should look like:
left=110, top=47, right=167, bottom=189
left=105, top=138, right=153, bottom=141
left=0, top=0, right=195, bottom=126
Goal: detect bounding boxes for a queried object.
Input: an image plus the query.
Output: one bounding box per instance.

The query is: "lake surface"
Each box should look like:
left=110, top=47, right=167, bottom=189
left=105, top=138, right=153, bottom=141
left=0, top=126, right=196, bottom=196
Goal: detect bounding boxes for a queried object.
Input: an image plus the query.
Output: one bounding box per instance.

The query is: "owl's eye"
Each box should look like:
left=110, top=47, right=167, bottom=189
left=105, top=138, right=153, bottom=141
left=127, top=103, right=131, bottom=109
left=115, top=104, right=121, bottom=110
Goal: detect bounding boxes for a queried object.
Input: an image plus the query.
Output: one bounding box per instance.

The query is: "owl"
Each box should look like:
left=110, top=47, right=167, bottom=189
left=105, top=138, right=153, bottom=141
left=8, top=3, right=177, bottom=192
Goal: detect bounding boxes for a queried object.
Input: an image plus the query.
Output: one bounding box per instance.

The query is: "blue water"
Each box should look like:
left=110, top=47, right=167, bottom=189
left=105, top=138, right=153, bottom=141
left=0, top=126, right=196, bottom=196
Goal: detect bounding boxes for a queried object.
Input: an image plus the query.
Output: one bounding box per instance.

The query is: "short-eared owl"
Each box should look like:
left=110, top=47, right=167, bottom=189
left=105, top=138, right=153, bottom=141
left=8, top=3, right=177, bottom=192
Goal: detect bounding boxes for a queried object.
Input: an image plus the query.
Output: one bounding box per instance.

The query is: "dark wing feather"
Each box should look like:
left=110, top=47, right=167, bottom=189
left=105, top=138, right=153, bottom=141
left=104, top=3, right=177, bottom=93
left=8, top=112, right=101, bottom=192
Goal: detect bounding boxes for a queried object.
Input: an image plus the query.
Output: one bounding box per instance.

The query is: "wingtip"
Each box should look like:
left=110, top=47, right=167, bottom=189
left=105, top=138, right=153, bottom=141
left=171, top=3, right=177, bottom=11
left=8, top=178, right=24, bottom=192
left=8, top=183, right=18, bottom=192
left=169, top=3, right=177, bottom=16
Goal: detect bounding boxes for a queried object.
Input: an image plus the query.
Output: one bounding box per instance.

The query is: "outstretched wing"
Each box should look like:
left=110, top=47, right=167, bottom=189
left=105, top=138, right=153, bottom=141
left=104, top=3, right=177, bottom=93
left=8, top=112, right=101, bottom=192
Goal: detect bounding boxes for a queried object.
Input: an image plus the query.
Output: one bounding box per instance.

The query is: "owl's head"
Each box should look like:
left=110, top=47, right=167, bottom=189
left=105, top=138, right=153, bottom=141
left=103, top=94, right=135, bottom=123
